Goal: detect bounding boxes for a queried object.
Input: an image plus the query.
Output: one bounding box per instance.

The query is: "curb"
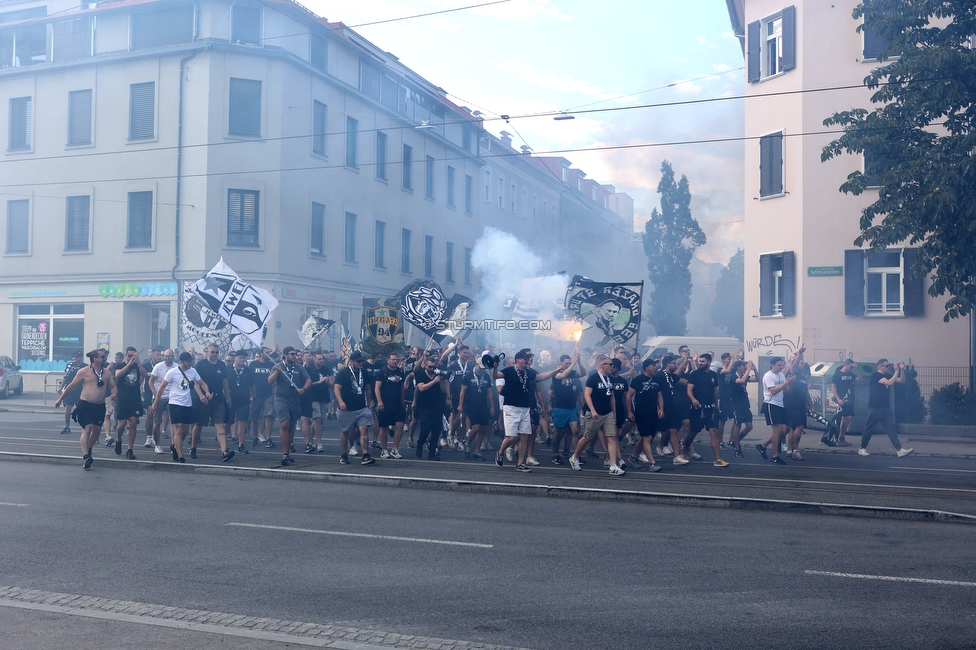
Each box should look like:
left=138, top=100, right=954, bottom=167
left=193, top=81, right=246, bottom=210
left=2, top=451, right=974, bottom=525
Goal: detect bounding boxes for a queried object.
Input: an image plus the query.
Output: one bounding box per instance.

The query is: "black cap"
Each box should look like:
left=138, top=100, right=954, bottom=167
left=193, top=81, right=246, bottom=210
left=349, top=351, right=365, bottom=362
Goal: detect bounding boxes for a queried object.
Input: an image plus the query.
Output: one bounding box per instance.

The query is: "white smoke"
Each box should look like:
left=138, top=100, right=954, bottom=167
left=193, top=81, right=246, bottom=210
left=470, top=227, right=542, bottom=318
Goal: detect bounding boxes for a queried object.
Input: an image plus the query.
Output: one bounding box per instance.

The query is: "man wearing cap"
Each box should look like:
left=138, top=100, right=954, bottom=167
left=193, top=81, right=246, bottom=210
left=625, top=357, right=664, bottom=472
left=334, top=351, right=375, bottom=465
left=58, top=351, right=85, bottom=435
left=831, top=358, right=857, bottom=447
left=494, top=349, right=536, bottom=472
left=270, top=346, right=311, bottom=466
left=570, top=356, right=625, bottom=476
left=149, top=349, right=176, bottom=453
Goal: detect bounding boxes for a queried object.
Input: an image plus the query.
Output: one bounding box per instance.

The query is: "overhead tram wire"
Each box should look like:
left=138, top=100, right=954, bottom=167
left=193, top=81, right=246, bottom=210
left=562, top=67, right=745, bottom=112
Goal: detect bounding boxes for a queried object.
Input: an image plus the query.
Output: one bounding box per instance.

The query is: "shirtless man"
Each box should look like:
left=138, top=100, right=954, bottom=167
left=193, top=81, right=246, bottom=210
left=55, top=349, right=118, bottom=469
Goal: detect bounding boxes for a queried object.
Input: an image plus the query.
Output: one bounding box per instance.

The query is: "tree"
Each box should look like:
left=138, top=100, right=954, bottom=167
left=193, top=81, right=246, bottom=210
left=822, top=0, right=976, bottom=321
left=710, top=248, right=744, bottom=340
left=642, top=161, right=706, bottom=335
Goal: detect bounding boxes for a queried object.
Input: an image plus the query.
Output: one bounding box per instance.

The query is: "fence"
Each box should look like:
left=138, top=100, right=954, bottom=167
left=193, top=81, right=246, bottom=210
left=912, top=366, right=972, bottom=401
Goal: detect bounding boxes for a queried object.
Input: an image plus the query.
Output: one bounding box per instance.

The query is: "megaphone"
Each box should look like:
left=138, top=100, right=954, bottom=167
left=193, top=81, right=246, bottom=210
left=481, top=351, right=505, bottom=369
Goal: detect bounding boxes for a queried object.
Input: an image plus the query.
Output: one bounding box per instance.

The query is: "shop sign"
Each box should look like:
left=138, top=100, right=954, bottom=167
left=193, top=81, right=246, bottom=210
left=99, top=282, right=178, bottom=298
left=18, top=319, right=48, bottom=360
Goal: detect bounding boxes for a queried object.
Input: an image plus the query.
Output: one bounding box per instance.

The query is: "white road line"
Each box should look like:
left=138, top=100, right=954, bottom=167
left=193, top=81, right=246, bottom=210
left=805, top=570, right=976, bottom=587
left=892, top=467, right=976, bottom=474
left=226, top=522, right=494, bottom=548
left=0, top=502, right=28, bottom=507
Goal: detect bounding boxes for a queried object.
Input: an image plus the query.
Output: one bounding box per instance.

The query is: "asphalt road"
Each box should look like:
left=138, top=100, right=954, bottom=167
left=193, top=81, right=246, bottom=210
left=2, top=462, right=976, bottom=650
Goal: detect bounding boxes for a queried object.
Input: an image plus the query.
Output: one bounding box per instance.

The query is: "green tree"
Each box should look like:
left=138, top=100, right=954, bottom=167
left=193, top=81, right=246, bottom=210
left=643, top=161, right=706, bottom=336
left=822, top=0, right=976, bottom=321
left=710, top=248, right=744, bottom=339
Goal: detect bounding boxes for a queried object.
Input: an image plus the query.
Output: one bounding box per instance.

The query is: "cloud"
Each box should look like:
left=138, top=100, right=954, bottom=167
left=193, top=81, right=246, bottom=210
left=473, top=0, right=573, bottom=22
left=494, top=60, right=613, bottom=99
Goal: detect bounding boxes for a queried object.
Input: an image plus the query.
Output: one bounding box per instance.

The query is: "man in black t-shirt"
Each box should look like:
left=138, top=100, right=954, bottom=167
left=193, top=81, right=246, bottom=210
left=141, top=347, right=161, bottom=445
left=270, top=346, right=311, bottom=466
left=113, top=346, right=147, bottom=459
left=304, top=353, right=332, bottom=453
left=334, top=351, right=374, bottom=465
left=413, top=353, right=448, bottom=461
left=228, top=350, right=253, bottom=454
left=784, top=361, right=813, bottom=460
left=459, top=359, right=495, bottom=460
left=686, top=353, right=727, bottom=467
left=716, top=353, right=736, bottom=446
left=657, top=355, right=688, bottom=466
left=624, top=358, right=664, bottom=472
left=831, top=358, right=857, bottom=446
left=374, top=352, right=407, bottom=459
left=494, top=349, right=535, bottom=472
left=728, top=360, right=755, bottom=456
left=549, top=353, right=585, bottom=466
left=192, top=344, right=235, bottom=461
left=446, top=345, right=474, bottom=448
left=859, top=359, right=913, bottom=458
left=248, top=349, right=276, bottom=447
left=569, top=356, right=625, bottom=476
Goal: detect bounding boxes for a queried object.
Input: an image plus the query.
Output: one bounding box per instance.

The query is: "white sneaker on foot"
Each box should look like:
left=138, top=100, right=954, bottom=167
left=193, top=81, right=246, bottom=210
left=154, top=445, right=165, bottom=454
left=858, top=448, right=870, bottom=457
left=897, top=447, right=914, bottom=458
left=505, top=447, right=515, bottom=462
left=673, top=455, right=690, bottom=465
left=525, top=456, right=540, bottom=466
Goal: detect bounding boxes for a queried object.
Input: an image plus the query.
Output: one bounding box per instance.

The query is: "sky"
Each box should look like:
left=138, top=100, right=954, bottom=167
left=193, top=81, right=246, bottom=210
left=308, top=0, right=746, bottom=265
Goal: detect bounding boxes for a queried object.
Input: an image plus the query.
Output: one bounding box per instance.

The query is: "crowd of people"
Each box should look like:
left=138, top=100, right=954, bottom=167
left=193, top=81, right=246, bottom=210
left=52, top=338, right=914, bottom=472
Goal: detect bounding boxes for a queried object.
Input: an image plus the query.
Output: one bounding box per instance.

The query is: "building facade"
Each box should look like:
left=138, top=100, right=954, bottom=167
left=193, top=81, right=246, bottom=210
left=0, top=0, right=637, bottom=383
left=726, top=0, right=969, bottom=367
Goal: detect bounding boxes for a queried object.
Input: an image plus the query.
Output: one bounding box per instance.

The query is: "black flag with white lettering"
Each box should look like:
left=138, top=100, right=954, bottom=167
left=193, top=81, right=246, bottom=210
left=564, top=276, right=643, bottom=345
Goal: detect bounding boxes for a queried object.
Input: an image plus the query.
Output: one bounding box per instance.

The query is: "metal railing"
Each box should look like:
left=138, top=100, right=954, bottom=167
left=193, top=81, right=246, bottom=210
left=912, top=366, right=972, bottom=401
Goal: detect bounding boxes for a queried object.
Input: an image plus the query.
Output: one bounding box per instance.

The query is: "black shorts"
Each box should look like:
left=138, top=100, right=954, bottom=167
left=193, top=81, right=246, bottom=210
left=230, top=394, right=250, bottom=422
left=718, top=401, right=735, bottom=420
left=733, top=405, right=753, bottom=425
left=838, top=402, right=854, bottom=417
left=531, top=407, right=541, bottom=426
left=169, top=403, right=196, bottom=425
left=300, top=396, right=313, bottom=419
left=635, top=413, right=658, bottom=438
left=673, top=401, right=691, bottom=423
left=72, top=400, right=106, bottom=428
left=663, top=406, right=682, bottom=431
left=765, top=403, right=789, bottom=426
left=116, top=394, right=144, bottom=421
left=378, top=406, right=406, bottom=427
left=787, top=407, right=807, bottom=429
left=690, top=406, right=719, bottom=433
left=196, top=398, right=226, bottom=427
left=465, top=408, right=492, bottom=428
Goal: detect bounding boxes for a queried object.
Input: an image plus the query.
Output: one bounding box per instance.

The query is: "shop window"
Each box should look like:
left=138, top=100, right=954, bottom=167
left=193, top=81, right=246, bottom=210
left=16, top=303, right=85, bottom=369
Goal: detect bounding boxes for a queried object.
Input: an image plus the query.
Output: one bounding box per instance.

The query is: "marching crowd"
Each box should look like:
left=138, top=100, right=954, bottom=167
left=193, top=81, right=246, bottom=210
left=54, top=339, right=914, bottom=472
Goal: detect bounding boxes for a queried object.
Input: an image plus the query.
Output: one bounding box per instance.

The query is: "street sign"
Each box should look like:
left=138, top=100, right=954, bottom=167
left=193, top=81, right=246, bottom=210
left=807, top=266, right=843, bottom=277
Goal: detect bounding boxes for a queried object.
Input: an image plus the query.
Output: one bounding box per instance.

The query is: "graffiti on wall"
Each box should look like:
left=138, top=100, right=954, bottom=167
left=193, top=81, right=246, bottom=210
left=746, top=334, right=800, bottom=354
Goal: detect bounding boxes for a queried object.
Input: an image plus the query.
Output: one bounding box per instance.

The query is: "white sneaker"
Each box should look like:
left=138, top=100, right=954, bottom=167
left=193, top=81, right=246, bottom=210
left=569, top=455, right=581, bottom=471
left=663, top=445, right=673, bottom=455
left=104, top=437, right=115, bottom=446
left=791, top=450, right=804, bottom=461
left=144, top=437, right=154, bottom=448
left=317, top=444, right=325, bottom=452
left=858, top=448, right=870, bottom=457
left=654, top=446, right=664, bottom=457
left=897, top=447, right=915, bottom=458
left=349, top=445, right=360, bottom=456
left=525, top=456, right=540, bottom=466
left=673, top=455, right=690, bottom=465
left=608, top=465, right=625, bottom=476
left=639, top=453, right=649, bottom=463
left=258, top=436, right=267, bottom=443
left=390, top=449, right=402, bottom=459
left=505, top=447, right=516, bottom=462
left=380, top=450, right=390, bottom=459
left=154, top=445, right=165, bottom=454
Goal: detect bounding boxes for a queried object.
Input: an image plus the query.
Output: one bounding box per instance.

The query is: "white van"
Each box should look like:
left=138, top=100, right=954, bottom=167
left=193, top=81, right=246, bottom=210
left=640, top=336, right=743, bottom=361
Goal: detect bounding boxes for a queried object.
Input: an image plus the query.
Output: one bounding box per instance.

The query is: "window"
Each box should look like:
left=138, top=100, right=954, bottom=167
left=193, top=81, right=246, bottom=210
left=65, top=196, right=90, bottom=251
left=747, top=6, right=795, bottom=82
left=68, top=90, right=92, bottom=146
left=129, top=82, right=154, bottom=140
left=759, top=251, right=795, bottom=316
left=464, top=246, right=472, bottom=286
left=447, top=166, right=456, bottom=208
left=232, top=6, right=261, bottom=45
left=511, top=181, right=517, bottom=213
left=227, top=189, right=258, bottom=247
left=310, top=202, right=324, bottom=255
left=344, top=211, right=356, bottom=263
left=53, top=17, right=93, bottom=61
left=345, top=116, right=358, bottom=168
left=374, top=220, right=386, bottom=268
left=16, top=304, right=85, bottom=368
left=8, top=97, right=30, bottom=150
left=360, top=62, right=381, bottom=101
left=863, top=17, right=898, bottom=60
left=424, top=235, right=434, bottom=278
left=9, top=23, right=47, bottom=66
left=402, top=145, right=413, bottom=189
left=425, top=155, right=435, bottom=199
left=131, top=5, right=195, bottom=50
left=845, top=248, right=923, bottom=317
left=229, top=78, right=261, bottom=137
left=498, top=175, right=504, bottom=207
left=310, top=33, right=327, bottom=72
left=522, top=188, right=528, bottom=217
left=401, top=228, right=411, bottom=273
left=759, top=131, right=784, bottom=197
left=127, top=191, right=153, bottom=248
left=862, top=146, right=888, bottom=188
left=6, top=199, right=28, bottom=253
left=445, top=242, right=454, bottom=282
left=464, top=174, right=473, bottom=214
left=462, top=127, right=472, bottom=153
left=312, top=101, right=326, bottom=156
left=375, top=131, right=387, bottom=179
left=533, top=194, right=538, bottom=220
left=485, top=168, right=491, bottom=203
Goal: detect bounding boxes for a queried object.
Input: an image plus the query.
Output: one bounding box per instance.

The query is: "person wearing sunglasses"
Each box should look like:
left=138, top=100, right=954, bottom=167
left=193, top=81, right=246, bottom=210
left=859, top=359, right=914, bottom=458
left=55, top=350, right=118, bottom=469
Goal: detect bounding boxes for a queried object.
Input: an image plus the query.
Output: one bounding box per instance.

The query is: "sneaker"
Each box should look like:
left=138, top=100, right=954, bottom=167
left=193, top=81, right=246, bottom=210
left=720, top=441, right=728, bottom=449
left=189, top=448, right=197, bottom=459
left=370, top=441, right=381, bottom=450
left=755, top=444, right=767, bottom=460
left=221, top=449, right=235, bottom=462
left=154, top=445, right=165, bottom=454
left=265, top=439, right=275, bottom=449
left=648, top=463, right=662, bottom=472
left=561, top=449, right=570, bottom=458
left=438, top=437, right=448, bottom=448
left=362, top=453, right=375, bottom=466
left=603, top=460, right=611, bottom=470
left=339, top=453, right=349, bottom=464
left=654, top=446, right=664, bottom=457
left=144, top=437, right=154, bottom=448
left=305, top=444, right=313, bottom=454
left=415, top=445, right=424, bottom=458
left=771, top=456, right=787, bottom=464
left=471, top=451, right=484, bottom=460
left=569, top=455, right=581, bottom=471
left=125, top=449, right=135, bottom=460
left=837, top=439, right=852, bottom=447
left=170, top=445, right=179, bottom=462
left=639, top=453, right=649, bottom=463
left=662, top=445, right=673, bottom=455
left=390, top=449, right=402, bottom=459
left=526, top=456, right=540, bottom=466
left=690, top=452, right=704, bottom=461
left=258, top=436, right=267, bottom=443
left=858, top=448, right=870, bottom=457
left=251, top=438, right=260, bottom=447
left=505, top=447, right=516, bottom=462
left=544, top=436, right=553, bottom=446
left=105, top=437, right=115, bottom=447
left=584, top=448, right=600, bottom=458
left=608, top=465, right=625, bottom=476
left=495, top=453, right=504, bottom=467
left=349, top=445, right=360, bottom=456
left=380, top=450, right=390, bottom=459
left=317, top=444, right=325, bottom=453
left=515, top=464, right=532, bottom=473
left=713, top=458, right=729, bottom=467
left=177, top=457, right=185, bottom=463
left=552, top=456, right=563, bottom=466
left=60, top=426, right=71, bottom=435
left=281, top=455, right=289, bottom=466
left=83, top=454, right=93, bottom=470
left=673, top=456, right=690, bottom=466
left=237, top=445, right=249, bottom=455
left=407, top=439, right=415, bottom=448
left=483, top=441, right=495, bottom=451
left=791, top=450, right=804, bottom=461
left=733, top=448, right=744, bottom=458
left=897, top=447, right=915, bottom=458
left=115, top=437, right=122, bottom=456
left=626, top=456, right=641, bottom=469
left=780, top=443, right=789, bottom=453
left=464, top=443, right=471, bottom=459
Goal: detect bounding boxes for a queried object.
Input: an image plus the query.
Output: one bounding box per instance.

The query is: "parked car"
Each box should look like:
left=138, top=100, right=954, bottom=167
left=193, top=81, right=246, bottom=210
left=0, top=356, right=24, bottom=398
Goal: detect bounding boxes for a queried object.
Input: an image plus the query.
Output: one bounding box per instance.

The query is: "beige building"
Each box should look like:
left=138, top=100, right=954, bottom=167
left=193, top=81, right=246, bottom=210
left=726, top=0, right=969, bottom=368
left=0, top=0, right=637, bottom=385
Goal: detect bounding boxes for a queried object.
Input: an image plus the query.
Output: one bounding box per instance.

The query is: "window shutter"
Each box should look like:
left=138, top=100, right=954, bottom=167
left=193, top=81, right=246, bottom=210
left=65, top=196, right=90, bottom=251
left=229, top=78, right=261, bottom=137
left=312, top=101, right=326, bottom=155
left=127, top=191, right=153, bottom=248
left=862, top=24, right=885, bottom=59
left=845, top=249, right=865, bottom=316
left=129, top=82, right=155, bottom=140
left=759, top=253, right=773, bottom=316
left=131, top=6, right=194, bottom=50
left=9, top=97, right=31, bottom=150
left=902, top=247, right=924, bottom=316
left=6, top=199, right=29, bottom=253
left=310, top=33, right=327, bottom=72
left=68, top=89, right=92, bottom=146
left=227, top=190, right=259, bottom=246
left=747, top=20, right=761, bottom=83
left=781, top=250, right=796, bottom=316
left=771, top=132, right=783, bottom=195
left=54, top=17, right=93, bottom=61
left=759, top=135, right=772, bottom=196
left=782, top=5, right=796, bottom=71
left=310, top=202, right=324, bottom=255
left=232, top=6, right=261, bottom=45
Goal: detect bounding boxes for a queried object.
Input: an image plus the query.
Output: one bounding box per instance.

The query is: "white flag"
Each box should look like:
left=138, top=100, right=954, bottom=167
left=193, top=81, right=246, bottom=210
left=192, top=258, right=278, bottom=348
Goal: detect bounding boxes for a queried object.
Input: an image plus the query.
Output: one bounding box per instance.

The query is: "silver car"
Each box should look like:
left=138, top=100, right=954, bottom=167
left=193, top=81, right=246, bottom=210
left=0, top=356, right=24, bottom=398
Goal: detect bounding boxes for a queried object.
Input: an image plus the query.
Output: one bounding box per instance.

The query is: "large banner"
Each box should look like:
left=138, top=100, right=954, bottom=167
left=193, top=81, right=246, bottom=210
left=298, top=313, right=334, bottom=348
left=397, top=279, right=449, bottom=338
left=434, top=293, right=474, bottom=342
left=180, top=281, right=245, bottom=351
left=361, top=297, right=405, bottom=357
left=564, top=276, right=643, bottom=346
left=192, top=258, right=277, bottom=348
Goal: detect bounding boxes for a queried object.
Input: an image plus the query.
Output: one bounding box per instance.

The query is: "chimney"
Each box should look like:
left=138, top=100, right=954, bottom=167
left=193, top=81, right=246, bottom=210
left=499, top=131, right=513, bottom=148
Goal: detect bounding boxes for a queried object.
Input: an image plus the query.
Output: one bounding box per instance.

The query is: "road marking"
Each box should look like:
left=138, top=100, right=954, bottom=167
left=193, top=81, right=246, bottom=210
left=226, top=522, right=493, bottom=548
left=805, top=570, right=976, bottom=587
left=0, top=502, right=28, bottom=506
left=892, top=466, right=976, bottom=474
